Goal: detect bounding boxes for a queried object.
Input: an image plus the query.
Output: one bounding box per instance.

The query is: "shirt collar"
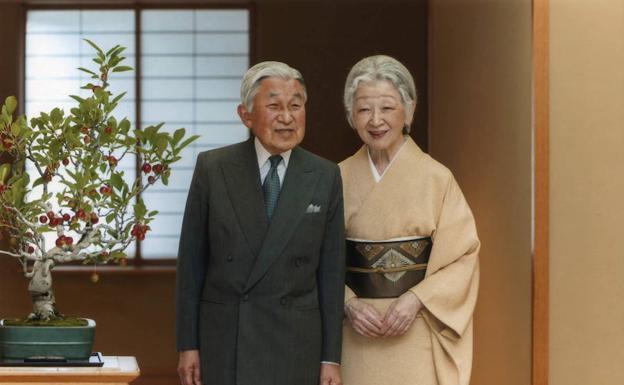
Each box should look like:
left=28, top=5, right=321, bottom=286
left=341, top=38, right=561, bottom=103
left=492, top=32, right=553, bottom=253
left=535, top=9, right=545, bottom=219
left=254, top=136, right=292, bottom=169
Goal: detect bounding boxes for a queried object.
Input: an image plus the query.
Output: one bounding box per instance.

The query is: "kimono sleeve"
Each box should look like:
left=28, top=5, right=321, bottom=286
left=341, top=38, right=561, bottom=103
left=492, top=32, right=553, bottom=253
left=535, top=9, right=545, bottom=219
left=410, top=176, right=480, bottom=339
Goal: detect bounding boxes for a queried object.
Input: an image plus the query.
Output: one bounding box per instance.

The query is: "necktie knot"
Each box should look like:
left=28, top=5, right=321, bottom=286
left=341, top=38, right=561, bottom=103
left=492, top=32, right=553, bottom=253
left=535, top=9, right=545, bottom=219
left=269, top=155, right=282, bottom=169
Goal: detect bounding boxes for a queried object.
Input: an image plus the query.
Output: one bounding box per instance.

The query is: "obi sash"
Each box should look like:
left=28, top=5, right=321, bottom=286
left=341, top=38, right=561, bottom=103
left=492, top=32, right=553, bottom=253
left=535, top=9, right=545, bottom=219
left=346, top=237, right=432, bottom=298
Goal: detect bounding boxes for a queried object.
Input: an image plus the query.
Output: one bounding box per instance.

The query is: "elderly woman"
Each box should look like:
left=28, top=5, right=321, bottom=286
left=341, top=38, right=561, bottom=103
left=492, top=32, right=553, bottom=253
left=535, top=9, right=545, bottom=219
left=339, top=55, right=480, bottom=385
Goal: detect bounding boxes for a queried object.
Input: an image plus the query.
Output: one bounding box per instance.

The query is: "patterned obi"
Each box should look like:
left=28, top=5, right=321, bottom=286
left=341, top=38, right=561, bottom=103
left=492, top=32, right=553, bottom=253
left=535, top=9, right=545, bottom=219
left=345, top=237, right=432, bottom=298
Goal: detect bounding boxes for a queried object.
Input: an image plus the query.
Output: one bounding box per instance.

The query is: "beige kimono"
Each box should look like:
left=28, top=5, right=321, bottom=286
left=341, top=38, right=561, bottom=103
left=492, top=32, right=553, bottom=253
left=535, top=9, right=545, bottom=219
left=339, top=137, right=480, bottom=385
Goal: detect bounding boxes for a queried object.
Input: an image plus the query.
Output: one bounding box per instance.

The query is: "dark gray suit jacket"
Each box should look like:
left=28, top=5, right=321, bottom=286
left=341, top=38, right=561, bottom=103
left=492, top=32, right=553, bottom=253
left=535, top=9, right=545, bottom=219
left=175, top=138, right=345, bottom=385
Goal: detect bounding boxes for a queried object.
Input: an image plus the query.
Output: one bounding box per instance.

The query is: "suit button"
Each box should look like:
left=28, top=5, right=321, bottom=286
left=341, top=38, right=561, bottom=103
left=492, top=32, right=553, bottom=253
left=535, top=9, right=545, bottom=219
left=243, top=294, right=249, bottom=302
left=280, top=297, right=288, bottom=306
left=226, top=255, right=233, bottom=262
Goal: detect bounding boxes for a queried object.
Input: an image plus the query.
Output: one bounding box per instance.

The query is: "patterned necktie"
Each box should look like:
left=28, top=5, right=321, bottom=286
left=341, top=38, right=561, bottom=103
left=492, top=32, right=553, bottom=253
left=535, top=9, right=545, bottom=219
left=263, top=154, right=282, bottom=221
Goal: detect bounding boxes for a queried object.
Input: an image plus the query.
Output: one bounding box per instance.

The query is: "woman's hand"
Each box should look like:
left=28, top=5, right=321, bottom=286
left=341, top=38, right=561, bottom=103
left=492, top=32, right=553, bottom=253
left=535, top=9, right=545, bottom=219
left=345, top=298, right=384, bottom=338
left=382, top=291, right=423, bottom=337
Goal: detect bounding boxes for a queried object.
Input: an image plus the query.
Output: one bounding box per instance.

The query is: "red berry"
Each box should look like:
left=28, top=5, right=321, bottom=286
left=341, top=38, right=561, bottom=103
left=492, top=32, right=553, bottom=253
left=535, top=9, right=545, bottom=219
left=108, top=156, right=118, bottom=166
left=90, top=214, right=99, bottom=224
left=65, top=237, right=73, bottom=245
left=80, top=126, right=89, bottom=134
left=104, top=126, right=112, bottom=135
left=153, top=164, right=163, bottom=174
left=62, top=158, right=70, bottom=166
left=142, top=163, right=151, bottom=174
left=39, top=215, right=48, bottom=224
left=148, top=176, right=155, bottom=184
left=47, top=211, right=54, bottom=219
left=83, top=135, right=90, bottom=144
left=27, top=246, right=34, bottom=254
left=62, top=213, right=71, bottom=222
left=55, top=237, right=64, bottom=247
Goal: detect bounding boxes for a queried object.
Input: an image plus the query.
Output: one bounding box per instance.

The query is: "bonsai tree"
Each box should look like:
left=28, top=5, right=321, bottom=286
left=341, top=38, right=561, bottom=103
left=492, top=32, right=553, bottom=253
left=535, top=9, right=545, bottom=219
left=0, top=40, right=198, bottom=323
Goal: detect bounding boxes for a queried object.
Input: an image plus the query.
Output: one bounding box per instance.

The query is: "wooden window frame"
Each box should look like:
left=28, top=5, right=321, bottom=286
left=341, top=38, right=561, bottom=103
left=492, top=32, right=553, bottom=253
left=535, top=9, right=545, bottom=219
left=19, top=1, right=255, bottom=268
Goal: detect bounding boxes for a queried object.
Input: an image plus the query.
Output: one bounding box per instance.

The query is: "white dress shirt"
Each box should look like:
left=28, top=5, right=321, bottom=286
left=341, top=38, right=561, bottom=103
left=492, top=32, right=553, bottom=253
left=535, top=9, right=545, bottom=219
left=255, top=137, right=291, bottom=186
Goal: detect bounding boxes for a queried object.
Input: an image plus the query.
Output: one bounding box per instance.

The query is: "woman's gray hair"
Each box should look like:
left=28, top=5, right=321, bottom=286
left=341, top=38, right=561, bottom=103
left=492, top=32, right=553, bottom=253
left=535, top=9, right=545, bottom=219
left=240, top=61, right=307, bottom=112
left=343, top=55, right=417, bottom=131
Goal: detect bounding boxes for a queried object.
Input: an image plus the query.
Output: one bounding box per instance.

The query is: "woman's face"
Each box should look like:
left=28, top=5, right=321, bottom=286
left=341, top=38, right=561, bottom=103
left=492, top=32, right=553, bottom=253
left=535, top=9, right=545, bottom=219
left=351, top=80, right=414, bottom=154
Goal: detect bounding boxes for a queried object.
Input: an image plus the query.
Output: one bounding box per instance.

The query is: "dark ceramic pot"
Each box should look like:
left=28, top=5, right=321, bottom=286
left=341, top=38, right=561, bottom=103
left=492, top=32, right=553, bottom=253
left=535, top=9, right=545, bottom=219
left=0, top=318, right=95, bottom=360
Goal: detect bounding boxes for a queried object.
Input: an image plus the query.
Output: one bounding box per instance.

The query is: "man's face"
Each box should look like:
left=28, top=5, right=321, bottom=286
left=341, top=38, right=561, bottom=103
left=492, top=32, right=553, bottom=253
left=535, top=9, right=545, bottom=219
left=238, top=77, right=306, bottom=154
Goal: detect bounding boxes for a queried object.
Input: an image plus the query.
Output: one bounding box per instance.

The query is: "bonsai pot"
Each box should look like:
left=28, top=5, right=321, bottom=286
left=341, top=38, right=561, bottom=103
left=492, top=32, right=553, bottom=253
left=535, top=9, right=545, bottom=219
left=0, top=318, right=95, bottom=361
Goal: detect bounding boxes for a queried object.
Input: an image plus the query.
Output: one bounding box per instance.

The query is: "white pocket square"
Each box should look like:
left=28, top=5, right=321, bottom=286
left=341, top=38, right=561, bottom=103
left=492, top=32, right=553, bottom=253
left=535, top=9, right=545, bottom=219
left=305, top=204, right=321, bottom=214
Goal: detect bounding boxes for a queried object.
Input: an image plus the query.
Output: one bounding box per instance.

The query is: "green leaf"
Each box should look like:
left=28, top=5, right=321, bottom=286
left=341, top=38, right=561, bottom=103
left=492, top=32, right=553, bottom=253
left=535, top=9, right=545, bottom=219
left=77, top=67, right=97, bottom=76
left=134, top=198, right=147, bottom=218
left=10, top=122, right=20, bottom=136
left=106, top=212, right=116, bottom=224
left=111, top=251, right=126, bottom=260
left=177, top=135, right=200, bottom=152
left=35, top=226, right=50, bottom=234
left=118, top=118, right=130, bottom=133
left=109, top=46, right=126, bottom=58
left=172, top=128, right=185, bottom=145
left=4, top=96, right=17, bottom=115
left=50, top=108, right=63, bottom=126
left=111, top=91, right=127, bottom=105
left=155, top=135, right=168, bottom=156
left=69, top=95, right=85, bottom=103
left=110, top=172, right=124, bottom=191
left=83, top=39, right=104, bottom=58
left=32, top=177, right=45, bottom=188
left=105, top=44, right=121, bottom=56
left=148, top=210, right=159, bottom=217
left=111, top=66, right=133, bottom=73
left=0, top=163, right=11, bottom=183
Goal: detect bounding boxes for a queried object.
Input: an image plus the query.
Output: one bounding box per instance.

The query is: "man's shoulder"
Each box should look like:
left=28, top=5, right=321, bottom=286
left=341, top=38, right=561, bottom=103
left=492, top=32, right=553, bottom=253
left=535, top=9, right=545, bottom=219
left=196, top=140, right=251, bottom=166
left=294, top=146, right=339, bottom=173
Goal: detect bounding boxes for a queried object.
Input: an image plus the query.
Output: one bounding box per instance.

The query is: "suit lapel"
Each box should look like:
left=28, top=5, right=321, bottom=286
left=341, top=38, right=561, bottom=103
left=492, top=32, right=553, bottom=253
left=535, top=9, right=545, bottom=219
left=244, top=147, right=319, bottom=292
left=222, top=139, right=268, bottom=257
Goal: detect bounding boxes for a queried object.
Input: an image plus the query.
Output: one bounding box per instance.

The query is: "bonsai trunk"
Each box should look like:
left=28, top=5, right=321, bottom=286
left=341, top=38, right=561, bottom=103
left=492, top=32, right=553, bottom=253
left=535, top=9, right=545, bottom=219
left=27, top=259, right=59, bottom=320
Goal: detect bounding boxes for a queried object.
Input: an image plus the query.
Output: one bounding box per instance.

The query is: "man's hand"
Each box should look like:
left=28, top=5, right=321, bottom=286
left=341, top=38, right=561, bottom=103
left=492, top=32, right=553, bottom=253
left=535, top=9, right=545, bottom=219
left=178, top=349, right=202, bottom=385
left=344, top=297, right=384, bottom=338
left=382, top=291, right=423, bottom=337
left=320, top=363, right=342, bottom=385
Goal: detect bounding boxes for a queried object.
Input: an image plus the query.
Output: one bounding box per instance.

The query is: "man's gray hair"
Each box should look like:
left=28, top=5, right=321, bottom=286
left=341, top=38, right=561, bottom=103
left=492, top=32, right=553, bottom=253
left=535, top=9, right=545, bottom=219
left=240, top=61, right=307, bottom=112
left=343, top=55, right=417, bottom=131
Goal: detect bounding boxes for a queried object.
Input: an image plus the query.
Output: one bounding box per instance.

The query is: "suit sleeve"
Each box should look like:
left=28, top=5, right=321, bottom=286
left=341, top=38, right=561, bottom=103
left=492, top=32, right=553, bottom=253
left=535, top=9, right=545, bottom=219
left=410, top=176, right=480, bottom=339
left=317, top=166, right=346, bottom=363
left=175, top=153, right=209, bottom=351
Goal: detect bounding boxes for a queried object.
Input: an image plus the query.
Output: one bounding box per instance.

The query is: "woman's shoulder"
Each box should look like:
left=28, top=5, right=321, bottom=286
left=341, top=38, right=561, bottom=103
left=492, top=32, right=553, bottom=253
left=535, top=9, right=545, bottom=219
left=338, top=146, right=367, bottom=174
left=402, top=139, right=455, bottom=184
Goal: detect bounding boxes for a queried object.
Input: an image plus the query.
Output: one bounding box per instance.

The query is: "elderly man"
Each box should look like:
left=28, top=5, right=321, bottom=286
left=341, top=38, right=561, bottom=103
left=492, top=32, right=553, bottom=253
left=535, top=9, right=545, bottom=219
left=175, top=61, right=345, bottom=385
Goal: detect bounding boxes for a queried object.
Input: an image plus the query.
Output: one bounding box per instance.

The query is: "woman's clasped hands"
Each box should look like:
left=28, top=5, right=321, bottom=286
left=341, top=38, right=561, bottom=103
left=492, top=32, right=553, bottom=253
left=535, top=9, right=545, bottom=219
left=344, top=291, right=423, bottom=338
